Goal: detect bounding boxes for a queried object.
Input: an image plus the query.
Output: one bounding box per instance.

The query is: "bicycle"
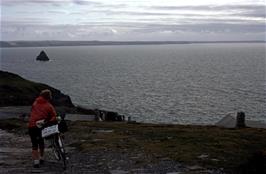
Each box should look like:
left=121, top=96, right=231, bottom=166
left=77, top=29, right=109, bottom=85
left=38, top=120, right=67, bottom=170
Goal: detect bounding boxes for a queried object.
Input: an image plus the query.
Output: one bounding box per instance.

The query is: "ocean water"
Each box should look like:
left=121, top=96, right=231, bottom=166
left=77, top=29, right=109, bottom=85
left=1, top=43, right=265, bottom=124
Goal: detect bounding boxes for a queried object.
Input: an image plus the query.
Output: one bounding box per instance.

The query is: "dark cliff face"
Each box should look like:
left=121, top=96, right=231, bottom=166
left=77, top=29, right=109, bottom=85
left=0, top=71, right=74, bottom=107
left=36, top=50, right=49, bottom=61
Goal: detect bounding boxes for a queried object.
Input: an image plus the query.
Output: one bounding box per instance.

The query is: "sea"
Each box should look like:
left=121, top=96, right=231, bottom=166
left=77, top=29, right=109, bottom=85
left=1, top=43, right=265, bottom=124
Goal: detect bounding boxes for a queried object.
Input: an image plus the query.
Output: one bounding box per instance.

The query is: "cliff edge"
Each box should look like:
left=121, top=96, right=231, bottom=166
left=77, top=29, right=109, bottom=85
left=0, top=70, right=74, bottom=107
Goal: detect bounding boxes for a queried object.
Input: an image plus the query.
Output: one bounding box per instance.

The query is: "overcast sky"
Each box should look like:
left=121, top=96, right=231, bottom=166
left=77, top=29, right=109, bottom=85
left=1, top=0, right=265, bottom=41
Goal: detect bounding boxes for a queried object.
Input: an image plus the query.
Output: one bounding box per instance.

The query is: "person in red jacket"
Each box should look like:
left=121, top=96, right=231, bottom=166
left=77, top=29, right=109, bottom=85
left=28, top=89, right=57, bottom=168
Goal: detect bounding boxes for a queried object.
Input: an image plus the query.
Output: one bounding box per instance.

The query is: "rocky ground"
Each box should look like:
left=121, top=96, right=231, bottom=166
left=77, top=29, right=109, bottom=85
left=0, top=128, right=225, bottom=174
left=1, top=117, right=265, bottom=174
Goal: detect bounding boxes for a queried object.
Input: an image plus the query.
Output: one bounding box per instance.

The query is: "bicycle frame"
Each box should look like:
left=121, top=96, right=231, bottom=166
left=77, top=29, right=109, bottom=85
left=41, top=120, right=67, bottom=170
left=46, top=132, right=67, bottom=170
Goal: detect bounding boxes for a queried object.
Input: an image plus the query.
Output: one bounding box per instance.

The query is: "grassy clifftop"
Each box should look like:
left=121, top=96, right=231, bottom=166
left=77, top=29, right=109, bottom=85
left=0, top=119, right=265, bottom=173
left=0, top=70, right=74, bottom=107
left=69, top=121, right=266, bottom=173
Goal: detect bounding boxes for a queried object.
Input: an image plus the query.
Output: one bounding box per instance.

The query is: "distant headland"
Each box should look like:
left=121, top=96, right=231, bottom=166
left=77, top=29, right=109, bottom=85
left=0, top=40, right=265, bottom=48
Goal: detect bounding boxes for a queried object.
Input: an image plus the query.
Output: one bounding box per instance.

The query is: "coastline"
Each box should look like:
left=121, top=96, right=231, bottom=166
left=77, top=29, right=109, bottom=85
left=1, top=70, right=266, bottom=173
left=1, top=40, right=265, bottom=48
left=1, top=105, right=266, bottom=129
left=1, top=69, right=265, bottom=127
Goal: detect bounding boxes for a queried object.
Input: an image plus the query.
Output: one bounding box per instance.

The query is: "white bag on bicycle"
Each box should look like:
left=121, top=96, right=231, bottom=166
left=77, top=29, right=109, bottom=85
left=42, top=125, right=59, bottom=138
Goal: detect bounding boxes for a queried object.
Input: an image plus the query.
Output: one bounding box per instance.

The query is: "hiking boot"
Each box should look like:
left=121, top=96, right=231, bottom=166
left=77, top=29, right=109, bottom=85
left=33, top=160, right=40, bottom=168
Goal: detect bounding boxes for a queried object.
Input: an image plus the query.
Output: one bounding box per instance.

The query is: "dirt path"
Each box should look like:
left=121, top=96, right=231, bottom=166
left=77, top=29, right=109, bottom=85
left=0, top=129, right=33, bottom=173
left=0, top=129, right=77, bottom=174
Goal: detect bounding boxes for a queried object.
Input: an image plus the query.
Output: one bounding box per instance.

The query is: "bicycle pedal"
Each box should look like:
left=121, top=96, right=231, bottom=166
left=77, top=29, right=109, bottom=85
left=40, top=159, right=44, bottom=165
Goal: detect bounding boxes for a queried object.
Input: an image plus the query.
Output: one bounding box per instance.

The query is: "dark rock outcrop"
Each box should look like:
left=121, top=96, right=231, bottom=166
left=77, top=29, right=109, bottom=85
left=75, top=106, right=95, bottom=115
left=36, top=50, right=49, bottom=61
left=0, top=70, right=74, bottom=107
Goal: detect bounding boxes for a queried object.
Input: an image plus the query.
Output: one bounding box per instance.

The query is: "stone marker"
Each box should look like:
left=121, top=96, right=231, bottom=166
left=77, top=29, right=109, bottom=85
left=236, top=111, right=246, bottom=128
left=216, top=112, right=266, bottom=129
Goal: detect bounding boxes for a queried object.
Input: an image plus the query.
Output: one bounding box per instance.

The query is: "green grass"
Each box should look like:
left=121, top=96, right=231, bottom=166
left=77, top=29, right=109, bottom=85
left=68, top=121, right=266, bottom=172
left=0, top=118, right=28, bottom=135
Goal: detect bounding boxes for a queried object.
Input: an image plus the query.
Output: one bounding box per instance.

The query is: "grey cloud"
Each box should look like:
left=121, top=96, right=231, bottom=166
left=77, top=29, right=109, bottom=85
left=71, top=0, right=102, bottom=6
left=1, top=0, right=64, bottom=6
left=1, top=23, right=119, bottom=40
left=92, top=2, right=128, bottom=9
left=151, top=5, right=266, bottom=19
left=47, top=10, right=68, bottom=14
left=14, top=10, right=67, bottom=15
left=105, top=21, right=265, bottom=34
left=238, top=7, right=266, bottom=18
left=75, top=8, right=265, bottom=20
left=159, top=23, right=264, bottom=33
left=2, top=18, right=51, bottom=25
left=1, top=1, right=265, bottom=41
left=71, top=5, right=265, bottom=22
left=1, top=0, right=128, bottom=11
left=151, top=5, right=265, bottom=11
left=2, top=22, right=265, bottom=41
left=1, top=0, right=101, bottom=6
left=92, top=9, right=174, bottom=16
left=4, top=20, right=263, bottom=34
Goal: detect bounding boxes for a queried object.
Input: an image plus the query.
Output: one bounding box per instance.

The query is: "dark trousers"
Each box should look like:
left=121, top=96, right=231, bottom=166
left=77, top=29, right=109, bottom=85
left=28, top=127, right=44, bottom=150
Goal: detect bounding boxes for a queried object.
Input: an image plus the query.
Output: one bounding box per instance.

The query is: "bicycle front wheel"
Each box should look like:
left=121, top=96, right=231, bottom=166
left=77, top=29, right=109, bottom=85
left=55, top=134, right=67, bottom=170
left=51, top=136, right=61, bottom=161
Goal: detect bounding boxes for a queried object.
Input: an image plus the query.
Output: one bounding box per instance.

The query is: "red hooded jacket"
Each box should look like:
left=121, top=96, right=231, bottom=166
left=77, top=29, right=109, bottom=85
left=28, top=96, right=57, bottom=128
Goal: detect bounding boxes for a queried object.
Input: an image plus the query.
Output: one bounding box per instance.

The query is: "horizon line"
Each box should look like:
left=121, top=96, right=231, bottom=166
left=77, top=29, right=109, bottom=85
left=1, top=40, right=265, bottom=42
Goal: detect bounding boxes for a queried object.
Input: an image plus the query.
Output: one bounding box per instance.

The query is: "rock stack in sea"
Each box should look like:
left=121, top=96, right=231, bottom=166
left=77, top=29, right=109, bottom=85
left=36, top=50, right=49, bottom=61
